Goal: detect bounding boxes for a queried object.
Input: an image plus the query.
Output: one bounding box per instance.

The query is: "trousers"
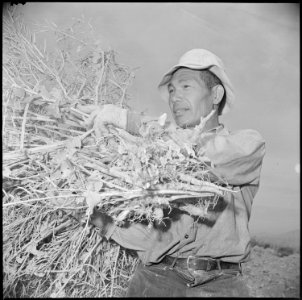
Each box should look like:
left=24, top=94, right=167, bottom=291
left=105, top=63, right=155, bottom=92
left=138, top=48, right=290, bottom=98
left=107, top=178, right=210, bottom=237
left=126, top=261, right=250, bottom=297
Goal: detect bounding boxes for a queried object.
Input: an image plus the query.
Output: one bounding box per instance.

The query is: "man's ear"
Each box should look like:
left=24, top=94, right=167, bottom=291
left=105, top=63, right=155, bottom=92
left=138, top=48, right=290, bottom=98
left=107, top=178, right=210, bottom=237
left=212, top=85, right=225, bottom=105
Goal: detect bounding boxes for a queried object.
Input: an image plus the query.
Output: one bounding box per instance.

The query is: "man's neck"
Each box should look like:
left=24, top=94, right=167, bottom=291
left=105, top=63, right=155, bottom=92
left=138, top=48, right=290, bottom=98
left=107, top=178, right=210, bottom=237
left=203, top=117, right=220, bottom=132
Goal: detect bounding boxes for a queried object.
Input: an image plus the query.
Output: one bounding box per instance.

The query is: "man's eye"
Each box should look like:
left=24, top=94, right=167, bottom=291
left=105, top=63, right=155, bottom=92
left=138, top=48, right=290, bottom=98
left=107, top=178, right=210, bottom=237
left=183, top=85, right=190, bottom=89
left=168, top=88, right=174, bottom=94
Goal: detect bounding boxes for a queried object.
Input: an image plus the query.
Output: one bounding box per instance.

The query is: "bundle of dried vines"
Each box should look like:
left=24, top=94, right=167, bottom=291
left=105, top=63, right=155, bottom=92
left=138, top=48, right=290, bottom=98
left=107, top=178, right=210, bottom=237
left=2, top=7, right=233, bottom=298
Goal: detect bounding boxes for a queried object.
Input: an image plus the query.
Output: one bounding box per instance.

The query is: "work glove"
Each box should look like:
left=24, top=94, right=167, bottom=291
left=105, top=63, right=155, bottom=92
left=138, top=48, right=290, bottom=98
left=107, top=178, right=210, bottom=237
left=77, top=104, right=128, bottom=138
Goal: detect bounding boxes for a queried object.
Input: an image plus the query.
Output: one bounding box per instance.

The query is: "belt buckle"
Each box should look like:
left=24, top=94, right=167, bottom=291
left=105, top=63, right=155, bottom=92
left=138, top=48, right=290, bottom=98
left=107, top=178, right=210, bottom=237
left=187, top=256, right=222, bottom=272
left=186, top=257, right=223, bottom=288
left=186, top=255, right=196, bottom=270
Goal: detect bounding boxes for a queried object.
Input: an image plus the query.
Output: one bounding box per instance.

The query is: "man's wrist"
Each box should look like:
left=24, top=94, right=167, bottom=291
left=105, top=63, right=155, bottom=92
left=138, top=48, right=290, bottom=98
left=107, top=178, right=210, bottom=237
left=110, top=105, right=128, bottom=130
left=126, top=111, right=143, bottom=135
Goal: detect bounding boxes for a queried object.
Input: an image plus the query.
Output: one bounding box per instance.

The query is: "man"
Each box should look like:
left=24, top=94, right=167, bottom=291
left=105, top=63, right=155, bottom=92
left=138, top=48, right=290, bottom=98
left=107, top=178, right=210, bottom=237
left=78, top=49, right=266, bottom=297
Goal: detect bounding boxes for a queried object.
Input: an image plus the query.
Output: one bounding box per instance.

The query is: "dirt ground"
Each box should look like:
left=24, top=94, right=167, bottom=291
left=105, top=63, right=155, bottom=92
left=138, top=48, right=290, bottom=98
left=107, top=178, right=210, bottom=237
left=243, top=245, right=300, bottom=298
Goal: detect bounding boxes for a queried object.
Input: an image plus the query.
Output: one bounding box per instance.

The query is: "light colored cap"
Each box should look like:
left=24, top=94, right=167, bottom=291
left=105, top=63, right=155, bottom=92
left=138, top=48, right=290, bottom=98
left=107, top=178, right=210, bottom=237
left=158, top=49, right=234, bottom=115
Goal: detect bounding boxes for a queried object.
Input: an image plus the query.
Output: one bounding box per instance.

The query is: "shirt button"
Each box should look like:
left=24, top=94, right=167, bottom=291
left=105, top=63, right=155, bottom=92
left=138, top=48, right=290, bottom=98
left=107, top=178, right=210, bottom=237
left=184, top=234, right=189, bottom=239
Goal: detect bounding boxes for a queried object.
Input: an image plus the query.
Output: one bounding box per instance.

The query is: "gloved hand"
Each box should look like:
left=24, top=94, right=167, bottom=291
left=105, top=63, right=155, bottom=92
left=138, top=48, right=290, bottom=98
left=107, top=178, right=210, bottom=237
left=77, top=104, right=128, bottom=138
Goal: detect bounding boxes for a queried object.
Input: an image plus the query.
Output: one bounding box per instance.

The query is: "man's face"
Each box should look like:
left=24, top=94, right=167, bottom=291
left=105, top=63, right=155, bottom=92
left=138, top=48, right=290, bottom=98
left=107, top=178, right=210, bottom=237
left=168, top=68, right=214, bottom=128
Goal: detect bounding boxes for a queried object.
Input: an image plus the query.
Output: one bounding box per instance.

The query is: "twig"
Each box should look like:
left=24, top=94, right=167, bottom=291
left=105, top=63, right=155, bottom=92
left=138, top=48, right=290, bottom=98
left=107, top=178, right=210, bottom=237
left=12, top=116, right=57, bottom=123
left=76, top=78, right=87, bottom=98
left=3, top=127, right=94, bottom=162
left=26, top=124, right=71, bottom=138
left=178, top=173, right=234, bottom=192
left=6, top=158, right=30, bottom=168
left=76, top=162, right=129, bottom=192
left=110, top=245, right=120, bottom=297
left=20, top=100, right=32, bottom=150
left=95, top=50, right=108, bottom=105
left=2, top=194, right=81, bottom=207
left=70, top=107, right=89, bottom=118
left=168, top=194, right=216, bottom=201
left=83, top=162, right=134, bottom=186
left=48, top=23, right=88, bottom=45
left=3, top=141, right=65, bottom=162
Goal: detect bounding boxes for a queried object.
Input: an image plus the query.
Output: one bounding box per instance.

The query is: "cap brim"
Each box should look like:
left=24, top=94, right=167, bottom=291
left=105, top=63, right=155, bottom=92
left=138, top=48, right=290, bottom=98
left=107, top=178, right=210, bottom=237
left=158, top=62, right=214, bottom=87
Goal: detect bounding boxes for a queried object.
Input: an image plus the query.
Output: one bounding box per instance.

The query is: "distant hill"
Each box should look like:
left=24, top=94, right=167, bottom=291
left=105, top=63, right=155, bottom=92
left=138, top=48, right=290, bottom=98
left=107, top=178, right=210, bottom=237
left=254, top=229, right=300, bottom=251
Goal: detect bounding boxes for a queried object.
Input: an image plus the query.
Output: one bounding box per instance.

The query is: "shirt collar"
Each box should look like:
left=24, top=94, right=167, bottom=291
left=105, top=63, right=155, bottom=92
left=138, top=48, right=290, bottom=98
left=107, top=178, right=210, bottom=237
left=174, top=123, right=225, bottom=135
left=205, top=124, right=224, bottom=134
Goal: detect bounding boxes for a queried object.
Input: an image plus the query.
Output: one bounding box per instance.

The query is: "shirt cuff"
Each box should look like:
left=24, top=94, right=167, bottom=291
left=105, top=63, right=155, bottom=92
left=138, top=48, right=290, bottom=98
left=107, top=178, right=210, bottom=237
left=126, top=111, right=142, bottom=135
left=104, top=222, right=118, bottom=241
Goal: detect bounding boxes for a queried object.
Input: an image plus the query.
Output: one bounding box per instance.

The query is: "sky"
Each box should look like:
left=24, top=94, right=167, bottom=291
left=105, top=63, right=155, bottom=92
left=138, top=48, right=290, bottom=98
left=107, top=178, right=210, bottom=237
left=10, top=3, right=300, bottom=236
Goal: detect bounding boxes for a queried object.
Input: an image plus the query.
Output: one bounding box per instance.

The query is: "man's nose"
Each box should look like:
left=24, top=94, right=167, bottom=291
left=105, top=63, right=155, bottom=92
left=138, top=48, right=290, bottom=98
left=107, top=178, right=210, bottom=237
left=170, top=88, right=183, bottom=103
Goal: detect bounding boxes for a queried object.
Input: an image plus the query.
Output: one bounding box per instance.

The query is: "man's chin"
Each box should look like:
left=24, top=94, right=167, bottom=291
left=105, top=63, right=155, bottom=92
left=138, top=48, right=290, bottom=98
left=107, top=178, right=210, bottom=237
left=173, top=113, right=194, bottom=128
left=175, top=118, right=193, bottom=129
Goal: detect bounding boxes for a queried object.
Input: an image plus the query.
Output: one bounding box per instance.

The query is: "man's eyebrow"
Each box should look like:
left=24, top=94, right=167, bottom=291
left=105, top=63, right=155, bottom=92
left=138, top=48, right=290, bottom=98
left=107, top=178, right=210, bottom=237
left=178, top=78, right=194, bottom=82
left=169, top=77, right=197, bottom=87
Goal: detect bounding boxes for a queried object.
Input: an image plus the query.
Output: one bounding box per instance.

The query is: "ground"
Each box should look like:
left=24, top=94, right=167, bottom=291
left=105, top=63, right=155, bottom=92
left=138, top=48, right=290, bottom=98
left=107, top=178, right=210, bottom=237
left=243, top=245, right=300, bottom=298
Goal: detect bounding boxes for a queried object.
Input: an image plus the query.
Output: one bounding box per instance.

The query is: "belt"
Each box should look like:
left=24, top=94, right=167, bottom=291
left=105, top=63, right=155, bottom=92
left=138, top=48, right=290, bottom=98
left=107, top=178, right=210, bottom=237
left=162, top=255, right=241, bottom=272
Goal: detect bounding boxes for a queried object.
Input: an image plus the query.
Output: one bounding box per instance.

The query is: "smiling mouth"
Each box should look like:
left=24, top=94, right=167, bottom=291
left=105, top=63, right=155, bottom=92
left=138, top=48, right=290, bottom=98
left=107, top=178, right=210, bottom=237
left=174, top=108, right=189, bottom=116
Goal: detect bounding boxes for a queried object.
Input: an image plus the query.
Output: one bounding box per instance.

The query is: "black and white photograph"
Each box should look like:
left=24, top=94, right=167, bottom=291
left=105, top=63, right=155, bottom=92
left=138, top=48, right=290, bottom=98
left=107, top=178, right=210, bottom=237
left=3, top=2, right=299, bottom=298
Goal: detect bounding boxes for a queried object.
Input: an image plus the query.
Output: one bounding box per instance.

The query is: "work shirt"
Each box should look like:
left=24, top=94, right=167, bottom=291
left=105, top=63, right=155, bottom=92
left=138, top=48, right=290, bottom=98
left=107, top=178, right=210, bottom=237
left=104, top=120, right=266, bottom=265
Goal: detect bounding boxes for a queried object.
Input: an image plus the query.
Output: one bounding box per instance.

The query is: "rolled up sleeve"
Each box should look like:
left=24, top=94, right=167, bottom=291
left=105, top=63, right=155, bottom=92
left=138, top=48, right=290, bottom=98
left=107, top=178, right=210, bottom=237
left=106, top=222, right=154, bottom=252
left=104, top=214, right=196, bottom=264
left=205, top=129, right=266, bottom=186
